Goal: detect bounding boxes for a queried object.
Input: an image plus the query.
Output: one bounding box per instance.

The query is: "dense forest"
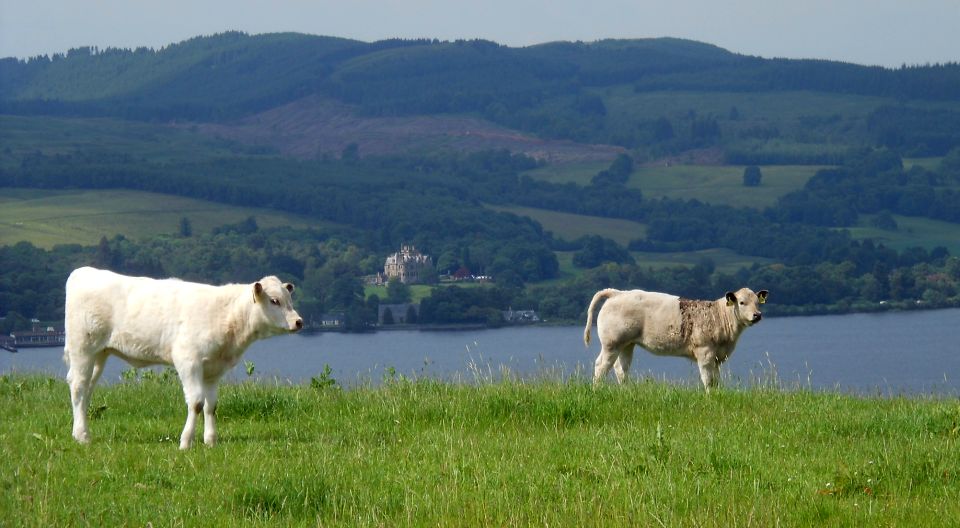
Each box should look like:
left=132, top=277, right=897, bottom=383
left=2, top=32, right=960, bottom=331
left=2, top=148, right=960, bottom=332
left=2, top=33, right=960, bottom=156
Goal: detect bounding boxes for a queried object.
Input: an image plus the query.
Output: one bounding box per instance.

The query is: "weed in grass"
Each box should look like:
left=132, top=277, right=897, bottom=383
left=310, top=364, right=338, bottom=390
left=822, top=460, right=882, bottom=498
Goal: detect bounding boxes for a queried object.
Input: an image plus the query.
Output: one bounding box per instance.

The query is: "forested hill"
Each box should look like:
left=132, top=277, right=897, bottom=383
left=2, top=31, right=959, bottom=124
left=3, top=31, right=960, bottom=328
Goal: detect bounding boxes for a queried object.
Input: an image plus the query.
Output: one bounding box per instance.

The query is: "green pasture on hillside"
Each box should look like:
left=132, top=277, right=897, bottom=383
left=631, top=248, right=774, bottom=272
left=2, top=374, right=957, bottom=526
left=596, top=88, right=895, bottom=125
left=903, top=157, right=944, bottom=171
left=487, top=204, right=646, bottom=246
left=0, top=188, right=322, bottom=248
left=628, top=164, right=825, bottom=208
left=364, top=284, right=435, bottom=303
left=551, top=248, right=771, bottom=283
left=520, top=160, right=612, bottom=185
left=524, top=161, right=822, bottom=209
left=847, top=214, right=960, bottom=255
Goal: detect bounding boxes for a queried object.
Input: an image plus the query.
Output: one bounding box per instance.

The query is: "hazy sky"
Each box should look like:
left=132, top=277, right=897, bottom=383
left=1, top=0, right=958, bottom=67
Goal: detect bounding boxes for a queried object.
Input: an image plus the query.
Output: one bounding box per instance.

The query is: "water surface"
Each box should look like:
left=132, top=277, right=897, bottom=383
left=3, top=308, right=958, bottom=395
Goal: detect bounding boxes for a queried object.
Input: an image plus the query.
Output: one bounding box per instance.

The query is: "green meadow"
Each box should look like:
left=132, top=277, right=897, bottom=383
left=553, top=248, right=771, bottom=281
left=487, top=204, right=646, bottom=246
left=521, top=160, right=612, bottom=186
left=628, top=164, right=825, bottom=208
left=0, top=188, right=323, bottom=248
left=364, top=283, right=436, bottom=303
left=596, top=88, right=896, bottom=126
left=2, top=374, right=958, bottom=526
left=847, top=214, right=960, bottom=256
left=630, top=248, right=774, bottom=272
left=524, top=162, right=821, bottom=209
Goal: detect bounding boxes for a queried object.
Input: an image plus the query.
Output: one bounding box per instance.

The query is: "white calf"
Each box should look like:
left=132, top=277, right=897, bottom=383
left=64, top=267, right=303, bottom=448
left=584, top=287, right=767, bottom=391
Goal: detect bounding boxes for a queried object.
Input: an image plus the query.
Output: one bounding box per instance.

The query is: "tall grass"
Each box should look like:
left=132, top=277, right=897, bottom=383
left=2, top=372, right=957, bottom=526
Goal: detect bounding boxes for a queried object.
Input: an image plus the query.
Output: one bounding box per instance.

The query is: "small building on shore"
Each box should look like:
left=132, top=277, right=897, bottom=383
left=501, top=308, right=540, bottom=324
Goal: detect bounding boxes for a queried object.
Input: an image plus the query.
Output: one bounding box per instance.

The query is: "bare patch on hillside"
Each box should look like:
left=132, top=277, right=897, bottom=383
left=186, top=95, right=624, bottom=163
left=642, top=148, right=726, bottom=167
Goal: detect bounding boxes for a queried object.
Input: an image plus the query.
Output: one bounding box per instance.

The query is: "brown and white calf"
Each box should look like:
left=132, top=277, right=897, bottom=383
left=583, top=287, right=768, bottom=391
left=64, top=267, right=303, bottom=448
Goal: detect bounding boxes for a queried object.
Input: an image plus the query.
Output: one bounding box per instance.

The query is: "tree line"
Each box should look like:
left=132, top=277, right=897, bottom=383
left=3, top=146, right=957, bottom=278
left=5, top=227, right=958, bottom=335
left=3, top=147, right=960, bottom=331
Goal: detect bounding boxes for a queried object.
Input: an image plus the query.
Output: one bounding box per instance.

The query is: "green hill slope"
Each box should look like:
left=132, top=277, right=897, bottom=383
left=0, top=188, right=324, bottom=248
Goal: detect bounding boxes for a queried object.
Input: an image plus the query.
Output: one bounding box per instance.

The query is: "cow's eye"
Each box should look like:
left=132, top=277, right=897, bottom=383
left=739, top=301, right=745, bottom=305
left=270, top=298, right=281, bottom=306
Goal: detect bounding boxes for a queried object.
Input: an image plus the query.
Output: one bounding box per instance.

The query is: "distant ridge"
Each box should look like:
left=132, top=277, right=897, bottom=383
left=2, top=32, right=959, bottom=124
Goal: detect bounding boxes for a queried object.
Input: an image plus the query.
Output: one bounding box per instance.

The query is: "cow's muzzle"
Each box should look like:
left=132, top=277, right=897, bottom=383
left=752, top=313, right=763, bottom=323
left=292, top=318, right=304, bottom=332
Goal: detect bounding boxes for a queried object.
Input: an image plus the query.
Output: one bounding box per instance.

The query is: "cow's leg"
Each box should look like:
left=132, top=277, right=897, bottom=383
left=202, top=381, right=219, bottom=446
left=66, top=349, right=97, bottom=444
left=88, top=351, right=108, bottom=390
left=593, top=345, right=619, bottom=385
left=695, top=348, right=721, bottom=393
left=613, top=344, right=635, bottom=384
left=175, top=359, right=204, bottom=449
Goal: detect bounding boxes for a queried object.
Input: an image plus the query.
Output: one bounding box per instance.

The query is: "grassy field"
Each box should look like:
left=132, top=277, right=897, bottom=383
left=596, top=89, right=895, bottom=126
left=846, top=214, right=960, bottom=256
left=0, top=188, right=324, bottom=248
left=486, top=204, right=771, bottom=275
left=552, top=248, right=771, bottom=281
left=631, top=248, right=774, bottom=272
left=628, top=164, right=824, bottom=208
left=521, top=160, right=612, bottom=185
left=364, top=284, right=435, bottom=303
left=2, top=373, right=958, bottom=526
left=523, top=161, right=822, bottom=209
left=902, top=157, right=944, bottom=171
left=487, top=204, right=646, bottom=246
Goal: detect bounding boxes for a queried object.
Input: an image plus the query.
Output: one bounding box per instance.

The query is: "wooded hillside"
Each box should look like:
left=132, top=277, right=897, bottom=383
left=2, top=32, right=960, bottom=329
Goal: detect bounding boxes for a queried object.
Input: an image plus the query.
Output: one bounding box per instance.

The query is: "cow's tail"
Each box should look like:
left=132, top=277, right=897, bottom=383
left=584, top=288, right=621, bottom=347
left=62, top=268, right=79, bottom=375
left=62, top=305, right=72, bottom=377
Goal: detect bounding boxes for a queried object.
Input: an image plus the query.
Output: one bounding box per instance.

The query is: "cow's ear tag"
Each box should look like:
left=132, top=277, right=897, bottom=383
left=253, top=282, right=263, bottom=303
left=758, top=290, right=768, bottom=304
left=725, top=292, right=737, bottom=306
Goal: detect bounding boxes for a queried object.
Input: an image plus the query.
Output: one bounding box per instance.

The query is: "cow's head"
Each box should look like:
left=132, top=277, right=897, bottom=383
left=253, top=276, right=304, bottom=333
left=725, top=288, right=768, bottom=326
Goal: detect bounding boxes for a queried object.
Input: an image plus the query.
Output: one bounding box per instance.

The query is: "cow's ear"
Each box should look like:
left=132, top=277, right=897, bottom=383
left=725, top=292, right=737, bottom=306
left=757, top=290, right=768, bottom=304
left=253, top=282, right=263, bottom=303
left=284, top=282, right=295, bottom=294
